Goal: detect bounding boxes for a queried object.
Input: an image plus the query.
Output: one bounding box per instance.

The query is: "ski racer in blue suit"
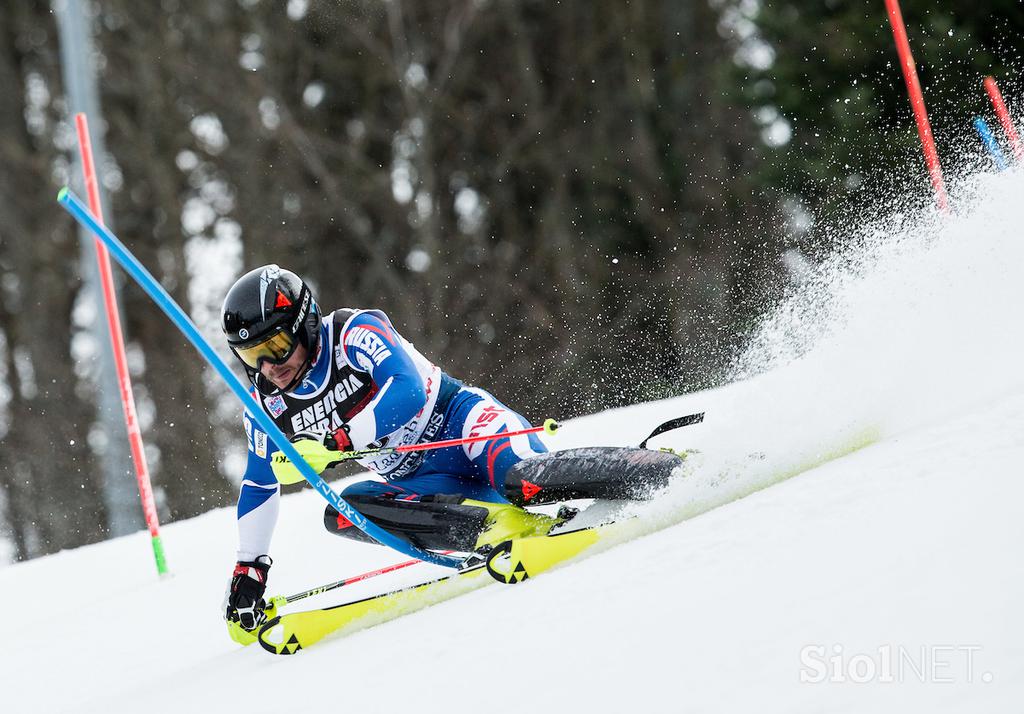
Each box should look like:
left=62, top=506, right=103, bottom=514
left=220, top=265, right=554, bottom=632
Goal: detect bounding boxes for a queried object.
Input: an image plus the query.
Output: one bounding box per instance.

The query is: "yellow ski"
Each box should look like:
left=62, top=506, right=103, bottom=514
left=254, top=563, right=489, bottom=654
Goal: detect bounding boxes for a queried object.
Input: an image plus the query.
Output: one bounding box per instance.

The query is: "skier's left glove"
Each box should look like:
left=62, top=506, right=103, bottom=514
left=270, top=427, right=354, bottom=485
left=224, top=555, right=272, bottom=631
left=324, top=425, right=353, bottom=452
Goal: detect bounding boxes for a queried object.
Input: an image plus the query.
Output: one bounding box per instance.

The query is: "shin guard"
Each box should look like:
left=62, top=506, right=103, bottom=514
left=502, top=447, right=684, bottom=506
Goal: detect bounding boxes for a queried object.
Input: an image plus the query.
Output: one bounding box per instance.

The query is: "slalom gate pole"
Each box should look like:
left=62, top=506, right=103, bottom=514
left=74, top=114, right=168, bottom=576
left=973, top=117, right=1008, bottom=170
left=57, top=187, right=463, bottom=569
left=983, top=76, right=1023, bottom=161
left=271, top=552, right=454, bottom=608
left=883, top=0, right=950, bottom=215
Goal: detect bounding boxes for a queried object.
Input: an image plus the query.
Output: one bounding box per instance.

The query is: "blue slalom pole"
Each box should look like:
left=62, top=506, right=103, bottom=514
left=973, top=117, right=1008, bottom=170
left=57, top=187, right=463, bottom=569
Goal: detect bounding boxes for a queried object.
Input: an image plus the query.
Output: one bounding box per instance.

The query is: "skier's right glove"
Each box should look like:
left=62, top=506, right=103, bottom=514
left=224, top=555, right=272, bottom=631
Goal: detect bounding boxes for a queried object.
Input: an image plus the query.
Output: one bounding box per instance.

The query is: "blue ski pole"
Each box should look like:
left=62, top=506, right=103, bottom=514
left=57, top=187, right=463, bottom=569
left=973, top=117, right=1008, bottom=170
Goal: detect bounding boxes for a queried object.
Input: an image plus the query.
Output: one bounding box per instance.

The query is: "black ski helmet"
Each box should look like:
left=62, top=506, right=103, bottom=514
left=221, top=264, right=321, bottom=395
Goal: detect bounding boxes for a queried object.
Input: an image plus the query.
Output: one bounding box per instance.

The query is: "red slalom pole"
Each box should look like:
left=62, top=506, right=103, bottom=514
left=883, top=0, right=950, bottom=215
left=75, top=114, right=168, bottom=575
left=983, top=76, right=1023, bottom=161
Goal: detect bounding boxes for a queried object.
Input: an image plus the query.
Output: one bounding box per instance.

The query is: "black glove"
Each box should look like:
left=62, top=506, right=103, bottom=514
left=225, top=555, right=272, bottom=631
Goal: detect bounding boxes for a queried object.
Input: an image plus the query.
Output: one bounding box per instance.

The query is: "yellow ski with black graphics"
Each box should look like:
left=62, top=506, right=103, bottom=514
left=255, top=562, right=490, bottom=654
left=239, top=503, right=643, bottom=654
left=484, top=518, right=633, bottom=584
left=248, top=522, right=630, bottom=654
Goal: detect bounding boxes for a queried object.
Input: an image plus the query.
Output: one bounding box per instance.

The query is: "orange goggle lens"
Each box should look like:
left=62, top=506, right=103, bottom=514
left=233, top=330, right=296, bottom=369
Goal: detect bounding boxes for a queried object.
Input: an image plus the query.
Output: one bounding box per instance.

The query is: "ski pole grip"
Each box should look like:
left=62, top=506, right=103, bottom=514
left=543, top=418, right=560, bottom=435
left=335, top=450, right=368, bottom=462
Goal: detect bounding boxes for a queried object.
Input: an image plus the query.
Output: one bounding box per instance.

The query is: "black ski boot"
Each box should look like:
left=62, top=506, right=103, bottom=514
left=324, top=494, right=558, bottom=552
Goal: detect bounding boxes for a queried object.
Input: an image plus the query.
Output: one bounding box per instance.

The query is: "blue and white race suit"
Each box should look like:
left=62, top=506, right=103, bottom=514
left=235, top=308, right=546, bottom=561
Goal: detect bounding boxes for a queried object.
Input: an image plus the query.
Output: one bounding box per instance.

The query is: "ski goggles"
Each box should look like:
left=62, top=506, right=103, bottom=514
left=232, top=329, right=297, bottom=369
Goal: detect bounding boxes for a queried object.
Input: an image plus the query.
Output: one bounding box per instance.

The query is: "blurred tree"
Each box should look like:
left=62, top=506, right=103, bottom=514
left=0, top=2, right=110, bottom=559
left=97, top=2, right=236, bottom=521
left=142, top=0, right=782, bottom=421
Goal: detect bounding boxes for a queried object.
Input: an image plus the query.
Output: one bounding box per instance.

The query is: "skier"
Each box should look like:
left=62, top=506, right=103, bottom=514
left=221, top=265, right=681, bottom=631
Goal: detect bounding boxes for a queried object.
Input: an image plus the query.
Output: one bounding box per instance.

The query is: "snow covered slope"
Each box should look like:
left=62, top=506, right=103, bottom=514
left=4, top=166, right=1024, bottom=713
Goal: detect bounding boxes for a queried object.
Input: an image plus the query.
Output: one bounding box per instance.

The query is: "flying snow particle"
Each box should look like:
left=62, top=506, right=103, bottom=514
left=406, top=249, right=431, bottom=273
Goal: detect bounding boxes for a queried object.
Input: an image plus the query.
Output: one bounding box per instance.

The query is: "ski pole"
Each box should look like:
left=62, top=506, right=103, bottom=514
left=326, top=418, right=560, bottom=463
left=269, top=552, right=453, bottom=609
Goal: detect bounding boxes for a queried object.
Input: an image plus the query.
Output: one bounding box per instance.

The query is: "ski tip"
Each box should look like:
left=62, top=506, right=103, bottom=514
left=543, top=418, right=560, bottom=435
left=226, top=620, right=259, bottom=647
left=57, top=186, right=69, bottom=203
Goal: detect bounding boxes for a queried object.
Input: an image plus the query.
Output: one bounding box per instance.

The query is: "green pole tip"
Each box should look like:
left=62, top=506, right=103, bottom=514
left=151, top=535, right=170, bottom=576
left=543, top=418, right=560, bottom=435
left=57, top=187, right=69, bottom=202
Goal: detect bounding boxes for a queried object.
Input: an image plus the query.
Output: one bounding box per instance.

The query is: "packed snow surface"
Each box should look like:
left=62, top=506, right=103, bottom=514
left=4, top=166, right=1024, bottom=712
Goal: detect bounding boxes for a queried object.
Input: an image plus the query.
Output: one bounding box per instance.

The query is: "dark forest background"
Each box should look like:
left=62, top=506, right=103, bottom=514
left=0, top=0, right=1020, bottom=561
